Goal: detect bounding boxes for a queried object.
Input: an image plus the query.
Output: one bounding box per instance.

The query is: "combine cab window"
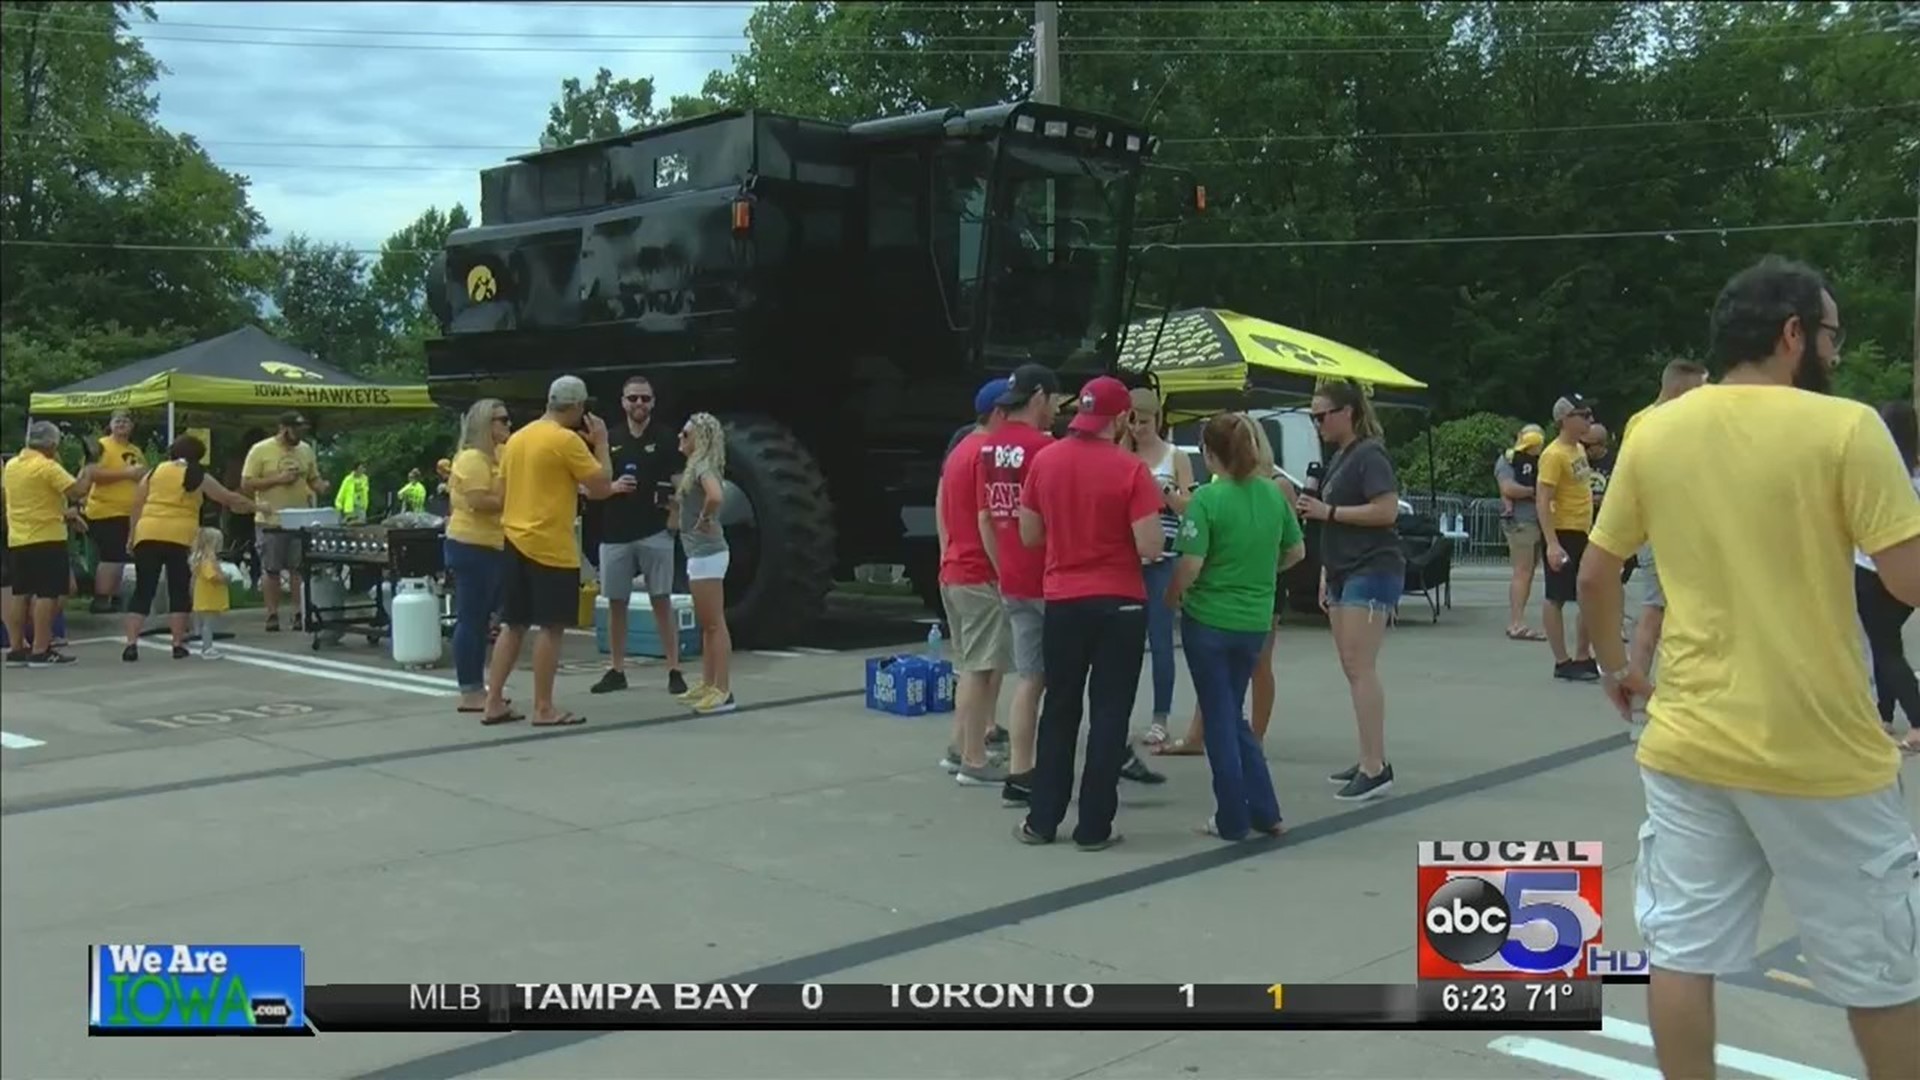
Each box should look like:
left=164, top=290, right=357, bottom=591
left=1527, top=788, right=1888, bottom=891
left=930, top=143, right=991, bottom=329
left=981, top=147, right=1133, bottom=367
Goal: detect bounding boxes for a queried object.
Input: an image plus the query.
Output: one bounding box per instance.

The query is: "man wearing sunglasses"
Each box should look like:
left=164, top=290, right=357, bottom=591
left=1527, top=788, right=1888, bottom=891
left=1537, top=393, right=1600, bottom=681
left=592, top=374, right=689, bottom=697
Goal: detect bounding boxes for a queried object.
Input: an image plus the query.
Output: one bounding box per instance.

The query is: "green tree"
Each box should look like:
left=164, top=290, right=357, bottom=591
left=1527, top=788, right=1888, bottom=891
left=264, top=236, right=384, bottom=377
left=542, top=67, right=661, bottom=149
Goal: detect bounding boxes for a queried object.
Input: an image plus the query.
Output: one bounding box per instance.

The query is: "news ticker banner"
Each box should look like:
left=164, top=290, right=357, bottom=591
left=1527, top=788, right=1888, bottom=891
left=88, top=946, right=1608, bottom=1034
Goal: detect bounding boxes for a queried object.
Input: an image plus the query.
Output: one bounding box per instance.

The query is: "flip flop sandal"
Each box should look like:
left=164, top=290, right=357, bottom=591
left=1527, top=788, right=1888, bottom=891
left=457, top=699, right=510, bottom=714
left=1152, top=739, right=1204, bottom=757
left=1506, top=627, right=1547, bottom=641
left=481, top=710, right=524, bottom=725
left=532, top=712, right=585, bottom=727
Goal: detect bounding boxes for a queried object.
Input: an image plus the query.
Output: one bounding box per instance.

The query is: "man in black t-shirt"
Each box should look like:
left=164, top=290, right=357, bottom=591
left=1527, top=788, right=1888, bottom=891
left=590, top=374, right=689, bottom=696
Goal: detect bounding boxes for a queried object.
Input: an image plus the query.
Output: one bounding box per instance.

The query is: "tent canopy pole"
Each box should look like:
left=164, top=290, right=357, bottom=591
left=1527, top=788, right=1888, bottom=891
left=166, top=402, right=176, bottom=445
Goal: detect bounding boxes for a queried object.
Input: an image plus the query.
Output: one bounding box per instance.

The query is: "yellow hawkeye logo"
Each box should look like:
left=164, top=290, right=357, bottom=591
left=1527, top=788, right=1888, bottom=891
left=467, top=265, right=498, bottom=303
left=259, top=361, right=324, bottom=381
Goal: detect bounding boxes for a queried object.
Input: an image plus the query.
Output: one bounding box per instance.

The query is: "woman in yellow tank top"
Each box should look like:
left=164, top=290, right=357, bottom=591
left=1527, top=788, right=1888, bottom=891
left=120, top=435, right=254, bottom=661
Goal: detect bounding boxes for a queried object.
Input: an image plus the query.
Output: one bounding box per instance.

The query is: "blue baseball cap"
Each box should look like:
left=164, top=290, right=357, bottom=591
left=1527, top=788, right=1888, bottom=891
left=974, top=377, right=1011, bottom=417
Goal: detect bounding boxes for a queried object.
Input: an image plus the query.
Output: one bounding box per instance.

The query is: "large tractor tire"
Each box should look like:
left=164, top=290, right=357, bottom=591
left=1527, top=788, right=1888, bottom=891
left=717, top=415, right=836, bottom=649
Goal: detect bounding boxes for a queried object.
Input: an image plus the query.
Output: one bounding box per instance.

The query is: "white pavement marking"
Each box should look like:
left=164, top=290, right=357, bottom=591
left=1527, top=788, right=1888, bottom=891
left=214, top=642, right=459, bottom=690
left=1, top=731, right=48, bottom=750
left=136, top=640, right=444, bottom=697
left=754, top=650, right=806, bottom=659
left=791, top=646, right=839, bottom=656
left=1488, top=1036, right=1661, bottom=1080
left=1597, top=1018, right=1854, bottom=1080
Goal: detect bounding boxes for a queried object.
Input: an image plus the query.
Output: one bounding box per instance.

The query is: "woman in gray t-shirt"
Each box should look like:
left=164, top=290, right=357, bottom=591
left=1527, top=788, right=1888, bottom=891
left=674, top=413, right=734, bottom=714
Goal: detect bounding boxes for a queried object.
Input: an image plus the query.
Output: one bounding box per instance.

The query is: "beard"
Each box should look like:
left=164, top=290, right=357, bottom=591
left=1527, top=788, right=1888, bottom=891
left=1792, top=334, right=1832, bottom=394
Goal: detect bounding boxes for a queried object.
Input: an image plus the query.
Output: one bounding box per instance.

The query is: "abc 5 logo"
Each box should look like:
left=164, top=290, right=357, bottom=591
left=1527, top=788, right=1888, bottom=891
left=1417, top=868, right=1602, bottom=978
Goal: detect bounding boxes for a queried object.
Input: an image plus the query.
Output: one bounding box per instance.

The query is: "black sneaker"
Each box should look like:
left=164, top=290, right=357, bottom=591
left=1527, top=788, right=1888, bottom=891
left=1120, top=750, right=1166, bottom=784
left=122, top=644, right=139, bottom=663
left=27, top=651, right=75, bottom=668
left=589, top=669, right=628, bottom=694
left=1552, top=661, right=1583, bottom=681
left=89, top=596, right=115, bottom=615
left=1334, top=764, right=1394, bottom=802
left=1001, top=771, right=1032, bottom=807
left=1555, top=660, right=1600, bottom=682
left=666, top=668, right=688, bottom=695
left=1328, top=763, right=1360, bottom=784
left=5, top=649, right=29, bottom=667
left=986, top=724, right=1009, bottom=748
left=171, top=644, right=190, bottom=660
left=1577, top=658, right=1601, bottom=679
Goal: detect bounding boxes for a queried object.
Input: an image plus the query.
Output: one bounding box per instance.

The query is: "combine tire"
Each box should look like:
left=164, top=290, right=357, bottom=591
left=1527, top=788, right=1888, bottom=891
left=718, top=416, right=836, bottom=648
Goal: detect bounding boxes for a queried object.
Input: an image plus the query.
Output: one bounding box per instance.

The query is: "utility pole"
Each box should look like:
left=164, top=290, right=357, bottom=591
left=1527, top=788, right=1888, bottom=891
left=1033, top=0, right=1060, bottom=105
left=1911, top=170, right=1918, bottom=411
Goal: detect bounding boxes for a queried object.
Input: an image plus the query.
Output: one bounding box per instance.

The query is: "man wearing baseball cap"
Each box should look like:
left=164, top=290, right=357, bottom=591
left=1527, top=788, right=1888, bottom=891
left=936, top=379, right=1012, bottom=786
left=976, top=364, right=1060, bottom=803
left=1537, top=394, right=1598, bottom=680
left=240, top=411, right=328, bottom=631
left=948, top=377, right=1011, bottom=457
left=1013, top=375, right=1166, bottom=850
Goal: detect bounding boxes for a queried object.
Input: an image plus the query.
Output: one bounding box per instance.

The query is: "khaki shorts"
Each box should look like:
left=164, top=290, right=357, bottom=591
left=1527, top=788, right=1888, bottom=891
left=940, top=583, right=1010, bottom=673
left=1636, top=767, right=1920, bottom=1008
left=1503, top=520, right=1543, bottom=560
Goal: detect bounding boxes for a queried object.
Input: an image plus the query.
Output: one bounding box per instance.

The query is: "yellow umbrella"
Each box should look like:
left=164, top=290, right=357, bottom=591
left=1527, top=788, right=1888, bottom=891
left=1118, top=308, right=1426, bottom=392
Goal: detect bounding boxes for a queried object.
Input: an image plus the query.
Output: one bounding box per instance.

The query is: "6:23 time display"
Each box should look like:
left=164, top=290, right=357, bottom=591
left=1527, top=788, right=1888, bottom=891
left=1440, top=981, right=1506, bottom=1013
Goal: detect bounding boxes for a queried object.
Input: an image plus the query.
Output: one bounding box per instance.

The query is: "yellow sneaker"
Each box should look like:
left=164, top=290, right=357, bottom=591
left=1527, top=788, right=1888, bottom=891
left=692, top=686, right=736, bottom=714
left=675, top=681, right=710, bottom=702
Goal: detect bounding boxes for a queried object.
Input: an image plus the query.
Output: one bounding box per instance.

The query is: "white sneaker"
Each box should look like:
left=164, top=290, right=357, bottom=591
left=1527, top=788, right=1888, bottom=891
left=198, top=647, right=223, bottom=660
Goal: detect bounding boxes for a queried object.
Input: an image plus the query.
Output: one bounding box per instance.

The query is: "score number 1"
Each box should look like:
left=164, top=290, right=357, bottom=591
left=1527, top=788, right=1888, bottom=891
left=1175, top=985, right=1284, bottom=1009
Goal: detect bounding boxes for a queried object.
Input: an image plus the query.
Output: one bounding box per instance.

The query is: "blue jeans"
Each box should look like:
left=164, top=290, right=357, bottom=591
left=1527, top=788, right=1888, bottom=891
left=1141, top=558, right=1177, bottom=718
left=444, top=539, right=505, bottom=692
left=1181, top=615, right=1282, bottom=839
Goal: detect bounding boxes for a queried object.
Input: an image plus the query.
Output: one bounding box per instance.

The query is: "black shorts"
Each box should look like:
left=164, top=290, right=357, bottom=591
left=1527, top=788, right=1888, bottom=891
left=1544, top=529, right=1589, bottom=605
left=8, top=541, right=70, bottom=599
left=88, top=515, right=132, bottom=564
left=499, top=541, right=580, bottom=629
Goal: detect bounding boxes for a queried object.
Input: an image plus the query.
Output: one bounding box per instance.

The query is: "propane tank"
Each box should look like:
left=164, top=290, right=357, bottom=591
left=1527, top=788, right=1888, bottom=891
left=390, top=578, right=441, bottom=665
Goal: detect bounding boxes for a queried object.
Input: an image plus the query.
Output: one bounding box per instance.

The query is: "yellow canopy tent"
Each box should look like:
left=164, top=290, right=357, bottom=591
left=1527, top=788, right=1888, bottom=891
left=1116, top=307, right=1425, bottom=420
left=28, top=325, right=435, bottom=441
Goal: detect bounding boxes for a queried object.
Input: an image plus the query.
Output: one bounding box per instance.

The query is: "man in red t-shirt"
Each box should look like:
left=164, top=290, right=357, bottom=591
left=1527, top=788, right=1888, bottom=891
left=936, top=387, right=1010, bottom=786
left=1013, top=375, right=1165, bottom=850
left=976, top=364, right=1060, bottom=806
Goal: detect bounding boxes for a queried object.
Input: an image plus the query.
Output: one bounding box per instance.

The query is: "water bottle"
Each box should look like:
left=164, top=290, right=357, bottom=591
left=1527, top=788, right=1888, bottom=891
left=926, top=623, right=944, bottom=662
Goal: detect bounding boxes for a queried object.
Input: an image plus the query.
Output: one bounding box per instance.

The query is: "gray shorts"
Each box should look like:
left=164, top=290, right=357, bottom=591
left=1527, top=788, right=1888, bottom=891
left=1638, top=545, right=1664, bottom=609
left=256, top=527, right=303, bottom=575
left=1003, top=596, right=1044, bottom=677
left=1636, top=767, right=1920, bottom=1008
left=599, top=533, right=675, bottom=603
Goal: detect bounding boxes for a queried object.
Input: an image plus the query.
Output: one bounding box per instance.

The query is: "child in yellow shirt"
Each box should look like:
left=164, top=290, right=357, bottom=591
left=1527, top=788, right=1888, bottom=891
left=190, top=527, right=231, bottom=658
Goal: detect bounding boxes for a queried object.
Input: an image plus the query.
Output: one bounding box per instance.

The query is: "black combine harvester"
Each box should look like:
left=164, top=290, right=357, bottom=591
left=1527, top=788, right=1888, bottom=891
left=424, top=101, right=1176, bottom=648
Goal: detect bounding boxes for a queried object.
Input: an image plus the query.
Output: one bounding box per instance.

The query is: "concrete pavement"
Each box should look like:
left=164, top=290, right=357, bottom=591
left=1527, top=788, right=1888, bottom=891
left=1, top=577, right=1905, bottom=1079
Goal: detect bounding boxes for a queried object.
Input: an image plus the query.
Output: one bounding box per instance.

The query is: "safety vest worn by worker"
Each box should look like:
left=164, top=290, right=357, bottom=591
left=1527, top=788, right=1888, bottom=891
left=334, top=472, right=370, bottom=520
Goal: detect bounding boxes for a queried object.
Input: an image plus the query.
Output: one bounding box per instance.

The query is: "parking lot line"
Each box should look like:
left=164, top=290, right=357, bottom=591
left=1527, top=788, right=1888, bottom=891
left=0, top=732, right=47, bottom=750
left=1597, top=1018, right=1852, bottom=1080
left=216, top=641, right=459, bottom=689
left=136, top=639, right=444, bottom=697
left=1488, top=1036, right=1660, bottom=1080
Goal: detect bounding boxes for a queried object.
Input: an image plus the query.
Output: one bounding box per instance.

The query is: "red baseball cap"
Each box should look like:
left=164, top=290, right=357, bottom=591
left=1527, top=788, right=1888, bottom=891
left=1068, top=376, right=1132, bottom=434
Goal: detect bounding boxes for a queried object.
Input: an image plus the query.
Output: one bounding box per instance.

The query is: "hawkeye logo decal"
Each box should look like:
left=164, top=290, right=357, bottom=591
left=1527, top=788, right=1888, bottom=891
left=467, top=264, right=498, bottom=303
left=259, top=361, right=324, bottom=381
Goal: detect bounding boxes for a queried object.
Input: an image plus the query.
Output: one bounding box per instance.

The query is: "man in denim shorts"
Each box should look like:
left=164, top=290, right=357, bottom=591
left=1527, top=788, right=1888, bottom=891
left=1580, top=258, right=1920, bottom=1079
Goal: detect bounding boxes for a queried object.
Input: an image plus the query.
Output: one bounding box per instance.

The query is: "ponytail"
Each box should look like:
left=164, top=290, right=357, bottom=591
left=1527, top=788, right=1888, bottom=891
left=1317, top=378, right=1384, bottom=442
left=1202, top=412, right=1264, bottom=480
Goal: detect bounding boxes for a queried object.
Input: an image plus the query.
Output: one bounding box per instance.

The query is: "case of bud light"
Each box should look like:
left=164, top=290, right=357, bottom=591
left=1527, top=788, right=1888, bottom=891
left=864, top=655, right=956, bottom=716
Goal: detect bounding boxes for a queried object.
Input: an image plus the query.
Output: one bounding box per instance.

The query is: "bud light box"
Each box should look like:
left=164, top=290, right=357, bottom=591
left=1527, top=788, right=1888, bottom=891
left=593, top=594, right=700, bottom=659
left=864, top=655, right=955, bottom=716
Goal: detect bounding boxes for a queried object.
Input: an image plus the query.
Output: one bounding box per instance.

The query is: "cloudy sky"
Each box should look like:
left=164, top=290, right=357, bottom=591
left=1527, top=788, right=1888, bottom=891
left=139, top=1, right=758, bottom=252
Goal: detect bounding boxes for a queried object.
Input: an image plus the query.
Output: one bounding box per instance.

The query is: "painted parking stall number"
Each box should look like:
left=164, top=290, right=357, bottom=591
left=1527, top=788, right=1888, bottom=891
left=119, top=702, right=316, bottom=733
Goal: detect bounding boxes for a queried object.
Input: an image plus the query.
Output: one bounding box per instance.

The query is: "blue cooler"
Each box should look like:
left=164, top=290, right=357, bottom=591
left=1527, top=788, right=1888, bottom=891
left=865, top=654, right=933, bottom=716
left=593, top=594, right=701, bottom=659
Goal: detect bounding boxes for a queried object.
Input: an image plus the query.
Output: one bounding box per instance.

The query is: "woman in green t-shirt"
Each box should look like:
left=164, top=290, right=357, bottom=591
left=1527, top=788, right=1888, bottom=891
left=1166, top=413, right=1307, bottom=840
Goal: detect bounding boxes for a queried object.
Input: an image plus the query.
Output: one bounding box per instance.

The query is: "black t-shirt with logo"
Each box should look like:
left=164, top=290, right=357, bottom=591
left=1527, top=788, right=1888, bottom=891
left=602, top=421, right=684, bottom=543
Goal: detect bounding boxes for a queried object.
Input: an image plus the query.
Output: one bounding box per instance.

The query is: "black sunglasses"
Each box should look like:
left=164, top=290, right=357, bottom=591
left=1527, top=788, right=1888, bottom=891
left=1309, top=406, right=1347, bottom=424
left=624, top=393, right=653, bottom=404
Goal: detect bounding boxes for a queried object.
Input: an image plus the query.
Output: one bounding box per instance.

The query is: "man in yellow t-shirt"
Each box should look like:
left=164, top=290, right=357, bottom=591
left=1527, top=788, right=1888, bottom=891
left=4, top=422, right=95, bottom=666
left=1619, top=359, right=1710, bottom=685
left=83, top=409, right=149, bottom=613
left=240, top=411, right=329, bottom=631
left=1535, top=394, right=1597, bottom=681
left=483, top=375, right=623, bottom=727
left=1577, top=257, right=1920, bottom=1079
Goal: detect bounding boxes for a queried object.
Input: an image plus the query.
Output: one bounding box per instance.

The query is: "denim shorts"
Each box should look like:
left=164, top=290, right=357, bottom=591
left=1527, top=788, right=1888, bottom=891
left=1328, top=570, right=1403, bottom=610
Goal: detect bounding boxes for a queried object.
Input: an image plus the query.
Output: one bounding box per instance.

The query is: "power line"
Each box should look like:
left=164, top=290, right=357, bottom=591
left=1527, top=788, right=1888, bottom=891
left=4, top=17, right=1899, bottom=57
left=1158, top=217, right=1917, bottom=250
left=6, top=218, right=1911, bottom=259
left=1160, top=103, right=1916, bottom=144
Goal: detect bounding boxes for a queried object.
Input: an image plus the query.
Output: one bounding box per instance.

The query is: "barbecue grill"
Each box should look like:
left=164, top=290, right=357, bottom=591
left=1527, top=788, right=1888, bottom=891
left=305, top=525, right=444, bottom=578
left=272, top=521, right=448, bottom=650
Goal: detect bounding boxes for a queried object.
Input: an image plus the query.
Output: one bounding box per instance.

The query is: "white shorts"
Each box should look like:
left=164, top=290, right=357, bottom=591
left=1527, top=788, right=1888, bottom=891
left=686, top=551, right=730, bottom=581
left=1635, top=767, right=1920, bottom=1008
